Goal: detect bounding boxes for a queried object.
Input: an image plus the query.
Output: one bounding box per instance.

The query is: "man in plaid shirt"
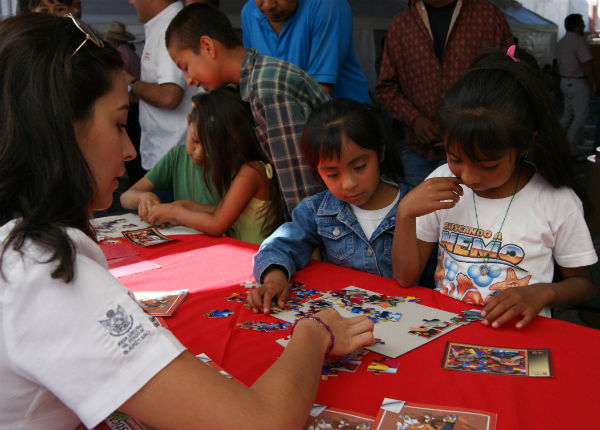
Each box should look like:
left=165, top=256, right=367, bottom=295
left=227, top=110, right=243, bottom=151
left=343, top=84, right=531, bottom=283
left=166, top=3, right=329, bottom=216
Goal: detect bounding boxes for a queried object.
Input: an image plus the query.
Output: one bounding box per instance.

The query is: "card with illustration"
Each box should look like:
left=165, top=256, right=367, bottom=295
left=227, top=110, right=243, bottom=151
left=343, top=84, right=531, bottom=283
left=303, top=404, right=374, bottom=430
left=133, top=289, right=188, bottom=317
left=372, top=398, right=497, bottom=430
left=441, top=342, right=552, bottom=377
left=122, top=227, right=174, bottom=247
left=92, top=212, right=200, bottom=241
left=272, top=286, right=461, bottom=358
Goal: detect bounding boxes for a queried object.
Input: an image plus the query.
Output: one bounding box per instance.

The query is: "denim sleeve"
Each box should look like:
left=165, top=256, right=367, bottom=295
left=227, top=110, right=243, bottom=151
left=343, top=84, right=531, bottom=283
left=252, top=197, right=321, bottom=283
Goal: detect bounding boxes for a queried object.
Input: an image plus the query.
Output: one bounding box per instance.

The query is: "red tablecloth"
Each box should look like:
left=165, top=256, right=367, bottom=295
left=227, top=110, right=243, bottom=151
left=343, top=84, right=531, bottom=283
left=108, top=234, right=600, bottom=430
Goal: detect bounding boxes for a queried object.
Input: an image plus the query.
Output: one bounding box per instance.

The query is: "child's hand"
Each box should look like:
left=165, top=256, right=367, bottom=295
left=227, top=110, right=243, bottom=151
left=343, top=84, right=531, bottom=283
left=481, top=285, right=553, bottom=329
left=309, top=309, right=375, bottom=356
left=246, top=268, right=289, bottom=314
left=138, top=192, right=161, bottom=222
left=145, top=203, right=177, bottom=227
left=397, top=177, right=463, bottom=219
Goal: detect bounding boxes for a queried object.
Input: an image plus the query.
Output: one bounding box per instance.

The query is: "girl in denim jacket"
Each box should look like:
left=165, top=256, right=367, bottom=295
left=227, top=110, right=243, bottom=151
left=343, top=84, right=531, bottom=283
left=249, top=99, right=411, bottom=314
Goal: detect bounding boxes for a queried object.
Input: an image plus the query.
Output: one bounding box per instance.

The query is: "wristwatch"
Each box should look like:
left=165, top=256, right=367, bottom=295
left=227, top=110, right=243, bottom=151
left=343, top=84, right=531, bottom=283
left=128, top=79, right=138, bottom=96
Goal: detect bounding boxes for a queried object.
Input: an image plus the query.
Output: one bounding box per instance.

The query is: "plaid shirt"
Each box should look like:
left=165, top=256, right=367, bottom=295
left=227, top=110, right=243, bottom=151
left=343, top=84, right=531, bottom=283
left=375, top=0, right=513, bottom=161
left=239, top=48, right=330, bottom=215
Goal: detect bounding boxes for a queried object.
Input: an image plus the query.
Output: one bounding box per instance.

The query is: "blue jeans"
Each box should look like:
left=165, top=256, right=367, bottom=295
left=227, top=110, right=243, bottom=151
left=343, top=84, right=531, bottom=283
left=402, top=149, right=446, bottom=186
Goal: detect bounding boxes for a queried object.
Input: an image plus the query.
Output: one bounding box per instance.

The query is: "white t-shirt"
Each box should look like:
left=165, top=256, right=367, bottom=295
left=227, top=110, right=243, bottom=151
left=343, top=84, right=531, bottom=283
left=139, top=1, right=203, bottom=170
left=0, top=220, right=185, bottom=429
left=417, top=164, right=598, bottom=317
left=350, top=189, right=400, bottom=240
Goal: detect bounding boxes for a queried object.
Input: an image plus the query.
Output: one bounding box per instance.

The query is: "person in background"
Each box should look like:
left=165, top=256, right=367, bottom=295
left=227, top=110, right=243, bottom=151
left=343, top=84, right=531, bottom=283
left=165, top=3, right=329, bottom=216
left=28, top=0, right=72, bottom=15
left=241, top=0, right=369, bottom=103
left=121, top=88, right=285, bottom=245
left=128, top=0, right=201, bottom=172
left=71, top=0, right=81, bottom=17
left=249, top=99, right=410, bottom=314
left=556, top=13, right=597, bottom=156
left=375, top=0, right=513, bottom=187
left=392, top=49, right=597, bottom=329
left=105, top=20, right=145, bottom=186
left=0, top=13, right=375, bottom=429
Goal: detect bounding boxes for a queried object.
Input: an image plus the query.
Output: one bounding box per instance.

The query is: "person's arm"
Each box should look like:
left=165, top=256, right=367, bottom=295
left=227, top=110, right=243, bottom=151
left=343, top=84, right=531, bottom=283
left=482, top=266, right=597, bottom=329
left=374, top=20, right=422, bottom=128
left=583, top=60, right=597, bottom=94
left=130, top=81, right=184, bottom=110
left=144, top=163, right=261, bottom=236
left=119, top=308, right=374, bottom=429
left=120, top=177, right=161, bottom=221
left=319, top=83, right=332, bottom=95
left=249, top=197, right=323, bottom=312
left=393, top=177, right=463, bottom=286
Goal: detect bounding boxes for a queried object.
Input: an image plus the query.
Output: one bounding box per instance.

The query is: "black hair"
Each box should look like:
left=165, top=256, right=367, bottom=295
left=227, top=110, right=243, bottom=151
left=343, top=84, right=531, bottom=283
left=189, top=87, right=284, bottom=237
left=165, top=3, right=241, bottom=52
left=438, top=49, right=585, bottom=204
left=0, top=13, right=123, bottom=282
left=28, top=0, right=72, bottom=9
left=565, top=14, right=583, bottom=32
left=300, top=98, right=404, bottom=181
left=186, top=0, right=220, bottom=7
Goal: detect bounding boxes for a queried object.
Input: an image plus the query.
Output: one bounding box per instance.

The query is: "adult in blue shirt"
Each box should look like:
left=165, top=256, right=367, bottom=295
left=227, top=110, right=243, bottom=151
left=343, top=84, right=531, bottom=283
left=241, top=0, right=370, bottom=103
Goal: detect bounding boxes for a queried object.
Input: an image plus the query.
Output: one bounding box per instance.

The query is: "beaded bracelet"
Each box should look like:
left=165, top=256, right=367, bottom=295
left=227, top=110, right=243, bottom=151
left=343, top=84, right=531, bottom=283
left=290, top=315, right=335, bottom=356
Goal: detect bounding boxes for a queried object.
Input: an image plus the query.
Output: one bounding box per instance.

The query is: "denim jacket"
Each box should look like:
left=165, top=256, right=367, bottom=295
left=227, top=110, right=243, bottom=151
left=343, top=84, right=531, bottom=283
left=253, top=181, right=411, bottom=282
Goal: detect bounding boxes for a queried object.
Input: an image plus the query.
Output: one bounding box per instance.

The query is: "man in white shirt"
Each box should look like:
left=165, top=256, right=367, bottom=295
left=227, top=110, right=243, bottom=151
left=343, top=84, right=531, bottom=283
left=556, top=13, right=597, bottom=155
left=128, top=0, right=200, bottom=170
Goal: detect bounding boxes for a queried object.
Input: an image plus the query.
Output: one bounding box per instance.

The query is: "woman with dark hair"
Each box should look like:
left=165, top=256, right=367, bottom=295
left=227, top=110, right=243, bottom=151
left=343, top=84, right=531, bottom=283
left=0, top=13, right=374, bottom=429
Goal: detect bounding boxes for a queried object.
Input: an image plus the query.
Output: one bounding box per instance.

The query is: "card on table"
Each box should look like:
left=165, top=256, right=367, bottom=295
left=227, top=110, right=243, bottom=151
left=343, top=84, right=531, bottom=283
left=91, top=212, right=200, bottom=241
left=134, top=289, right=189, bottom=317
left=372, top=398, right=497, bottom=430
left=441, top=342, right=552, bottom=377
left=303, top=404, right=374, bottom=430
left=122, top=227, right=175, bottom=247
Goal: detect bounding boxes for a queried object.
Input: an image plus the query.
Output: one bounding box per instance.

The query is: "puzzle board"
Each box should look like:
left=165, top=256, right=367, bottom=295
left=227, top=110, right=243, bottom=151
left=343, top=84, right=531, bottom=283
left=272, top=286, right=461, bottom=358
left=91, top=212, right=200, bottom=241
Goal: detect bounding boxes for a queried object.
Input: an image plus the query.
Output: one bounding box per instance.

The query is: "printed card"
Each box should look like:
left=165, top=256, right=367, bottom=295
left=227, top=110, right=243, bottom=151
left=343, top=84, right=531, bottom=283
left=373, top=398, right=497, bottom=430
left=122, top=227, right=174, bottom=247
left=303, top=404, right=374, bottom=430
left=441, top=342, right=552, bottom=377
left=134, top=289, right=189, bottom=317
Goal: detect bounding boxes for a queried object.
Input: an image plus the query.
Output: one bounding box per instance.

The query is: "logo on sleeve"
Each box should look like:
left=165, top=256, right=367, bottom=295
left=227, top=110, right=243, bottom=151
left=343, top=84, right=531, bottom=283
left=99, top=305, right=134, bottom=336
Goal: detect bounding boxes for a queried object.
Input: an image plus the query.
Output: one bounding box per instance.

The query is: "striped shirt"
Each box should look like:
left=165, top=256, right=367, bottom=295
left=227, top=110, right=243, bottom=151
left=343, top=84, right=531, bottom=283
left=239, top=48, right=329, bottom=215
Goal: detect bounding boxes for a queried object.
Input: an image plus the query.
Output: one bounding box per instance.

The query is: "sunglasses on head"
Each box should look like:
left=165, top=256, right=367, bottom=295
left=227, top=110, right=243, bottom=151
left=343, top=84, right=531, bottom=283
left=66, top=13, right=104, bottom=57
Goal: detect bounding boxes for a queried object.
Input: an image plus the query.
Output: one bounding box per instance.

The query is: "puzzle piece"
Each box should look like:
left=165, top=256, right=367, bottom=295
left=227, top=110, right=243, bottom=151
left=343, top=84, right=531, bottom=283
left=225, top=292, right=247, bottom=302
left=204, top=309, right=234, bottom=318
left=367, top=357, right=400, bottom=375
